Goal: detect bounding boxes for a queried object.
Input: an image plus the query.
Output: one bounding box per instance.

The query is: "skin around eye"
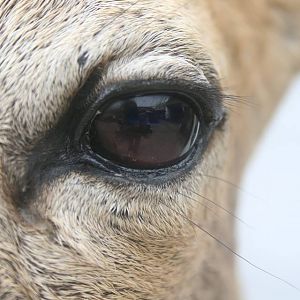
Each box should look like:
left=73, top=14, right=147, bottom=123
left=89, top=94, right=200, bottom=169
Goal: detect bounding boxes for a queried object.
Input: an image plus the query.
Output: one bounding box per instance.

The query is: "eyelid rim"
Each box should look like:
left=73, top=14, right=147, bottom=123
left=67, top=78, right=226, bottom=184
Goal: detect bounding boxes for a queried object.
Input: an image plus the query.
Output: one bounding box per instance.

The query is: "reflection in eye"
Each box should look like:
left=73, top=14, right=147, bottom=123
left=89, top=94, right=200, bottom=169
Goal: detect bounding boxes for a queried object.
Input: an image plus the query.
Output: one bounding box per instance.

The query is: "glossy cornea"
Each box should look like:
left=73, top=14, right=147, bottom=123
left=89, top=94, right=200, bottom=169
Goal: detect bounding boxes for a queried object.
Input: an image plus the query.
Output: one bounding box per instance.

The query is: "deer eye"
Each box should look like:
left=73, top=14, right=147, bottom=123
left=87, top=94, right=200, bottom=169
left=73, top=79, right=225, bottom=182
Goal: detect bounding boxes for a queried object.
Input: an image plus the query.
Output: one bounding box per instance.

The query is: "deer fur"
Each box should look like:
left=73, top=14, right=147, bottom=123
left=0, top=0, right=300, bottom=299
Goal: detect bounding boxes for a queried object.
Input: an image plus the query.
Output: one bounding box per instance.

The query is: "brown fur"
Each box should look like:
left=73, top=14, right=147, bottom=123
left=0, top=0, right=300, bottom=299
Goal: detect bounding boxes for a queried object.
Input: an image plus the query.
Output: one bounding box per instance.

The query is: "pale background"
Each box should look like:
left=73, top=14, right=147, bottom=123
left=237, top=75, right=300, bottom=300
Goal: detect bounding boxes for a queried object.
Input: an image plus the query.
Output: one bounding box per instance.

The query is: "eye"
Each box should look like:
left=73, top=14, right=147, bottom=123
left=88, top=94, right=200, bottom=169
left=73, top=79, right=225, bottom=181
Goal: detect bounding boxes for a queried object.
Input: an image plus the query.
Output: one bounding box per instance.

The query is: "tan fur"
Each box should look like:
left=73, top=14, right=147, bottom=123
left=0, top=1, right=300, bottom=299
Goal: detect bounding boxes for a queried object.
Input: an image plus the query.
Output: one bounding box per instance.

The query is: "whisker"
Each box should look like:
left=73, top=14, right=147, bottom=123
left=97, top=0, right=194, bottom=39
left=201, top=173, right=261, bottom=201
left=93, top=0, right=142, bottom=37
left=162, top=200, right=300, bottom=293
left=218, top=91, right=255, bottom=114
left=180, top=190, right=252, bottom=228
left=223, top=94, right=255, bottom=108
left=177, top=191, right=223, bottom=220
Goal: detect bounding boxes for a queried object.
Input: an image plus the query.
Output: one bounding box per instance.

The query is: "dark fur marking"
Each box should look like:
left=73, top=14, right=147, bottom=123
left=77, top=51, right=89, bottom=68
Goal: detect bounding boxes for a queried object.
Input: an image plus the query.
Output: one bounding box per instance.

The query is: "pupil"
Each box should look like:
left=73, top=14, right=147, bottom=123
left=89, top=94, right=200, bottom=169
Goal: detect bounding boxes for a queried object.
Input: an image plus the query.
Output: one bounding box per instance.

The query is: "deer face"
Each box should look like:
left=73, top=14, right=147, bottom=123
left=1, top=1, right=299, bottom=299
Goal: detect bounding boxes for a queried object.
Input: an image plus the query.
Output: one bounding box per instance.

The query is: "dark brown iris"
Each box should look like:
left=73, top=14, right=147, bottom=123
left=89, top=94, right=200, bottom=169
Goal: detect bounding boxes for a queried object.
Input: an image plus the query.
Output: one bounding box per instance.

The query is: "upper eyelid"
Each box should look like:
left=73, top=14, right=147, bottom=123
left=67, top=50, right=224, bottom=142
left=102, top=54, right=211, bottom=86
left=75, top=51, right=220, bottom=117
